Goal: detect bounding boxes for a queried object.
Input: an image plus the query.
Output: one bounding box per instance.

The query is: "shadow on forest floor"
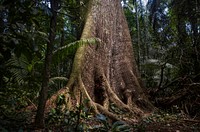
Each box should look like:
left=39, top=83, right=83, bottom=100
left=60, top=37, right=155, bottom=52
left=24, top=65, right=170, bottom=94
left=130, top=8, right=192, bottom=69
left=0, top=109, right=200, bottom=132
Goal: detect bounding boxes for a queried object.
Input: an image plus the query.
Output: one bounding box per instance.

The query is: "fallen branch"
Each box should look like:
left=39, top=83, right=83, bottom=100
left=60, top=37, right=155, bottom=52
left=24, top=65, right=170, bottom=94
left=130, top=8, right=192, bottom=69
left=183, top=119, right=200, bottom=123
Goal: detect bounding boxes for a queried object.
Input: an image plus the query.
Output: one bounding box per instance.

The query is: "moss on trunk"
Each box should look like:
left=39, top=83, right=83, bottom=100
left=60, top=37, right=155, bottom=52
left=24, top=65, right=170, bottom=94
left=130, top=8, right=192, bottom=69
left=49, top=0, right=154, bottom=123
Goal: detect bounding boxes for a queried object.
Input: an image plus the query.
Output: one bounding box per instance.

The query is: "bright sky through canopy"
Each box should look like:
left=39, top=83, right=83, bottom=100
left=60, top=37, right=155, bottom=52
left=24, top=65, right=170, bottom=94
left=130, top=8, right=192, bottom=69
left=142, top=0, right=148, bottom=6
left=121, top=0, right=148, bottom=7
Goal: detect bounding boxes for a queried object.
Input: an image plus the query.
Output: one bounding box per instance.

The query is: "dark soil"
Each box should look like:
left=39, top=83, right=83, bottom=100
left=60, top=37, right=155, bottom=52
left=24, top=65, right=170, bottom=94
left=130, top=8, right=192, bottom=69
left=1, top=110, right=200, bottom=131
left=135, top=120, right=200, bottom=132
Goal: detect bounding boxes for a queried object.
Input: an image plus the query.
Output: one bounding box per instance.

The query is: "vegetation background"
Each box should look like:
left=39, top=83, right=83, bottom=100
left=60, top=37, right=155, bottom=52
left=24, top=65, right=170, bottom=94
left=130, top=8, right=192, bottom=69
left=0, top=0, right=199, bottom=131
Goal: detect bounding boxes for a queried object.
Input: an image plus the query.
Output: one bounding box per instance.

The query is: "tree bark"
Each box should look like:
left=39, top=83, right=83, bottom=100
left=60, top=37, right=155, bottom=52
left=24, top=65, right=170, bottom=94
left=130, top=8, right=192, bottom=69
left=60, top=0, right=154, bottom=123
left=34, top=0, right=58, bottom=128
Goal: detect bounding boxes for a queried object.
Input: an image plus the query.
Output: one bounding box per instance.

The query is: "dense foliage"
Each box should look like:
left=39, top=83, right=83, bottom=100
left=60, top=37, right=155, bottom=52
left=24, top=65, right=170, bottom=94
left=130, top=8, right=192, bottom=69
left=0, top=0, right=199, bottom=131
left=123, top=0, right=200, bottom=118
left=0, top=0, right=79, bottom=124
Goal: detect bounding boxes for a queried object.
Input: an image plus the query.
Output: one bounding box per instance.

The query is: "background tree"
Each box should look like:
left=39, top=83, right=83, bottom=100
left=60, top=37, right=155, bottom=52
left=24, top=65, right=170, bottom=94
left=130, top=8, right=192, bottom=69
left=123, top=0, right=199, bottom=118
left=0, top=0, right=78, bottom=127
left=35, top=0, right=60, bottom=127
left=138, top=0, right=200, bottom=117
left=0, top=0, right=48, bottom=114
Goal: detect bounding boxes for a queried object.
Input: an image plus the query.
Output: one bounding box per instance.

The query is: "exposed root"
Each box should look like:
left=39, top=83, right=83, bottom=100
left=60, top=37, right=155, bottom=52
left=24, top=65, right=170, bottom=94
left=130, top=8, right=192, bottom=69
left=96, top=103, right=139, bottom=124
left=78, top=75, right=99, bottom=113
left=44, top=68, right=152, bottom=124
left=102, top=73, right=144, bottom=117
left=44, top=87, right=71, bottom=112
left=104, top=76, right=130, bottom=111
left=78, top=73, right=140, bottom=122
left=95, top=103, right=121, bottom=121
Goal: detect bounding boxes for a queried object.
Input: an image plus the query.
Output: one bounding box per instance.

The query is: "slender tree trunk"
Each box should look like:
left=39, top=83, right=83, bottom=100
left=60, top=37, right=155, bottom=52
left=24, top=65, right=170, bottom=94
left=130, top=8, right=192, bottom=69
left=61, top=0, right=154, bottom=123
left=135, top=0, right=141, bottom=71
left=192, top=0, right=200, bottom=76
left=35, top=0, right=58, bottom=128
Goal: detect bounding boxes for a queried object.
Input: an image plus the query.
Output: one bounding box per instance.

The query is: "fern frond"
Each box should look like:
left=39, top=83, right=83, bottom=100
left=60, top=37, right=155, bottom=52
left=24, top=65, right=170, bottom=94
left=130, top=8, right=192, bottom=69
left=52, top=38, right=101, bottom=64
left=6, top=54, right=29, bottom=85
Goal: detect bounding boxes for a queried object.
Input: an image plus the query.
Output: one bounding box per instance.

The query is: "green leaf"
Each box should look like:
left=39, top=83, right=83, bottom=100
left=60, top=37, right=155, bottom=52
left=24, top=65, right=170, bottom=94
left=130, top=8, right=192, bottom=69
left=31, top=18, right=40, bottom=27
left=111, top=121, right=131, bottom=131
left=37, top=31, right=48, bottom=37
left=52, top=38, right=101, bottom=64
left=27, top=64, right=33, bottom=72
left=49, top=77, right=68, bottom=86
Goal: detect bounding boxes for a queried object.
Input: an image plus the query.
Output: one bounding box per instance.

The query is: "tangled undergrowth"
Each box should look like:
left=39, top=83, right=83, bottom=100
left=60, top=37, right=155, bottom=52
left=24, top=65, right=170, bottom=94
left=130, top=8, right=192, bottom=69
left=148, top=75, right=200, bottom=119
left=0, top=93, right=200, bottom=131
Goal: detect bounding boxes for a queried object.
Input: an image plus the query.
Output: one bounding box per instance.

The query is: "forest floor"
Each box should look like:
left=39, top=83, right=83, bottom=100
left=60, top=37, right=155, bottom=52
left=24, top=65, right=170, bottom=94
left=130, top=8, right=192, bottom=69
left=1, top=109, right=200, bottom=132
left=134, top=118, right=200, bottom=132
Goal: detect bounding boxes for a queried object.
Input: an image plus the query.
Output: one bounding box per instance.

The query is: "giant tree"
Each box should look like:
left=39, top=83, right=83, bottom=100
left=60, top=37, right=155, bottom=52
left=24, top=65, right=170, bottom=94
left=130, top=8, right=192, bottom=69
left=64, top=0, right=154, bottom=121
left=38, top=0, right=154, bottom=127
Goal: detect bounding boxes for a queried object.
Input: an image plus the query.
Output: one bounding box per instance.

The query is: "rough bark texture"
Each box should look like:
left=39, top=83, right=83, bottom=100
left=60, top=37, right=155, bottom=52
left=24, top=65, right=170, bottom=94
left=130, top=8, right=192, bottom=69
left=63, top=0, right=154, bottom=122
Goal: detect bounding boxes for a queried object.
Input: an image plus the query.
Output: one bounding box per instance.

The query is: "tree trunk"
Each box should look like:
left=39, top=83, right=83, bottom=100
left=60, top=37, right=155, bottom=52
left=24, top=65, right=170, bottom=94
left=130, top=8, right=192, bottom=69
left=135, top=0, right=141, bottom=71
left=61, top=0, right=154, bottom=123
left=35, top=0, right=58, bottom=128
